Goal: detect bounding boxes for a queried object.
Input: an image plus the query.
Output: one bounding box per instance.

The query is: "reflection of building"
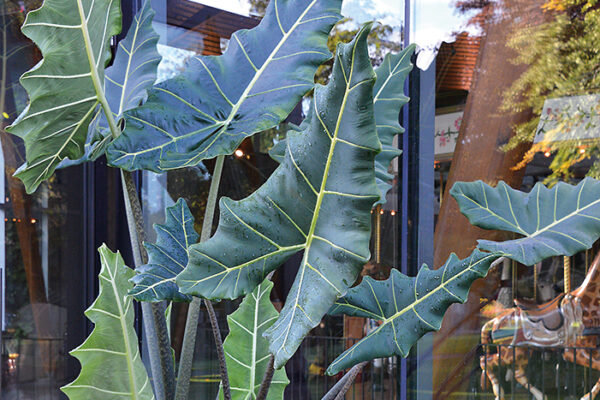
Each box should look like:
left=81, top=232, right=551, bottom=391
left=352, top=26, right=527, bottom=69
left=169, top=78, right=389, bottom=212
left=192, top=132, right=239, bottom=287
left=160, top=0, right=259, bottom=54
left=431, top=2, right=600, bottom=400
left=434, top=31, right=482, bottom=219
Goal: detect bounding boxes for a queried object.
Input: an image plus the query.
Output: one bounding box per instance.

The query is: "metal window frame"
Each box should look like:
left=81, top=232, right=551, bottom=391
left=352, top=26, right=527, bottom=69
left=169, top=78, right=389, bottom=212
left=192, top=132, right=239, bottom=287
left=398, top=0, right=436, bottom=398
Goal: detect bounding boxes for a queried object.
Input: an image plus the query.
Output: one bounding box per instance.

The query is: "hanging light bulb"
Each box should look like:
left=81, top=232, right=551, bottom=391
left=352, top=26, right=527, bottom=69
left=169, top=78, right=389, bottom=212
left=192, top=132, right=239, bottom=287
left=234, top=149, right=244, bottom=158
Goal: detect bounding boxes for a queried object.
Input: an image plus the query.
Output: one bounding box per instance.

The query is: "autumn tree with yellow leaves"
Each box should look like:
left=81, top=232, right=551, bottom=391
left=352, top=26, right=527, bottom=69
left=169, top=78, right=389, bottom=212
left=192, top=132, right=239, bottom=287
left=502, top=0, right=600, bottom=183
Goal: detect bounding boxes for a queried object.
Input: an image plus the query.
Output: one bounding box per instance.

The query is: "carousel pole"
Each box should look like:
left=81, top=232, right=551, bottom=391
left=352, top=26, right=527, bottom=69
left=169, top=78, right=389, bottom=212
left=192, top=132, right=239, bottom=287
left=563, top=256, right=571, bottom=294
left=533, top=263, right=538, bottom=301
left=375, top=205, right=381, bottom=264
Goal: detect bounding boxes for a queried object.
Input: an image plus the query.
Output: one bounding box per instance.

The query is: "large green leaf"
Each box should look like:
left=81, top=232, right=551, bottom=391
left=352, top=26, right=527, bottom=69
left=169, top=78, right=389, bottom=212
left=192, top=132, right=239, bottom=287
left=451, top=177, right=600, bottom=265
left=104, top=0, right=160, bottom=122
left=106, top=0, right=342, bottom=172
left=176, top=26, right=379, bottom=368
left=7, top=0, right=121, bottom=193
left=62, top=245, right=154, bottom=399
left=269, top=45, right=415, bottom=204
left=219, top=280, right=289, bottom=400
left=372, top=44, right=414, bottom=204
left=130, top=198, right=197, bottom=302
left=326, top=249, right=500, bottom=375
left=58, top=0, right=161, bottom=169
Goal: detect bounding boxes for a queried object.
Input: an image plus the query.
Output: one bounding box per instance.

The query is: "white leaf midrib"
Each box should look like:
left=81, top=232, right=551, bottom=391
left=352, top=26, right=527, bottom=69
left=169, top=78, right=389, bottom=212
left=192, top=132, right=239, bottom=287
left=75, top=0, right=120, bottom=140
left=249, top=283, right=261, bottom=397
left=271, top=33, right=369, bottom=361
left=99, top=250, right=141, bottom=398
left=117, top=8, right=144, bottom=116
left=373, top=49, right=411, bottom=102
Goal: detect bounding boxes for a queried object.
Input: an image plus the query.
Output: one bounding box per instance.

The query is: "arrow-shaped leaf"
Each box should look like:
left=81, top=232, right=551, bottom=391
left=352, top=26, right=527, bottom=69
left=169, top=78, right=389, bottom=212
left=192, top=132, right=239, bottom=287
left=7, top=0, right=121, bottom=193
left=451, top=177, right=600, bottom=265
left=57, top=0, right=161, bottom=169
left=268, top=45, right=415, bottom=204
left=62, top=245, right=154, bottom=399
left=130, top=198, right=197, bottom=302
left=176, top=25, right=380, bottom=368
left=219, top=280, right=289, bottom=400
left=104, top=0, right=160, bottom=121
left=326, top=249, right=500, bottom=375
left=372, top=44, right=414, bottom=204
left=106, top=0, right=342, bottom=172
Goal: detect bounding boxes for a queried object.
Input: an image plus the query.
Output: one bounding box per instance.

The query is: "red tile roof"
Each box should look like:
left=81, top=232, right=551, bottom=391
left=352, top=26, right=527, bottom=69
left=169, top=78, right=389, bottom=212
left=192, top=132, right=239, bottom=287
left=436, top=32, right=482, bottom=93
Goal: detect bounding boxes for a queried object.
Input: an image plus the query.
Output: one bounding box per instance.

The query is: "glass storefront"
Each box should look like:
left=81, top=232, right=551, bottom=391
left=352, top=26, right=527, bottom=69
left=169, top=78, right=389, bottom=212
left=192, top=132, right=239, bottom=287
left=2, top=0, right=600, bottom=398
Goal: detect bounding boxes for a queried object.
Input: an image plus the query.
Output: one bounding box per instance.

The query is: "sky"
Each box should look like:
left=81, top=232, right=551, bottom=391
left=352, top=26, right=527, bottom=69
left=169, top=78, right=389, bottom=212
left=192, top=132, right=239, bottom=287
left=188, top=0, right=476, bottom=69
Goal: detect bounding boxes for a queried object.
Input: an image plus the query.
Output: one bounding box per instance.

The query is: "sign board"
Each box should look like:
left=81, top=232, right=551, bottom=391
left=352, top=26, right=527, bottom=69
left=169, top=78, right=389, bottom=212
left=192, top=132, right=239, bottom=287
left=534, top=94, right=600, bottom=143
left=435, top=111, right=463, bottom=159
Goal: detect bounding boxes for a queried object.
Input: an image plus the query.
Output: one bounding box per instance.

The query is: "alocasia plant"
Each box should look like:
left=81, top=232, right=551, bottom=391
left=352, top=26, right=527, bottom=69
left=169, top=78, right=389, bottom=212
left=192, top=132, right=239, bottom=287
left=8, top=0, right=121, bottom=192
left=106, top=0, right=343, bottom=172
left=10, top=0, right=600, bottom=398
left=326, top=249, right=501, bottom=374
left=269, top=43, right=416, bottom=205
left=56, top=0, right=161, bottom=168
left=177, top=25, right=380, bottom=368
left=130, top=199, right=197, bottom=302
left=452, top=178, right=600, bottom=265
left=62, top=245, right=155, bottom=400
left=219, top=279, right=289, bottom=400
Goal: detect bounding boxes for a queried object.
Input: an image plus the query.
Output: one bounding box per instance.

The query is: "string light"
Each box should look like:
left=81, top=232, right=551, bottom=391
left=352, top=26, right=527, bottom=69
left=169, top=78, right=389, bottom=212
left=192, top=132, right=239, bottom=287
left=579, top=147, right=586, bottom=154
left=371, top=209, right=398, bottom=216
left=3, top=218, right=37, bottom=223
left=234, top=149, right=244, bottom=158
left=544, top=151, right=551, bottom=158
